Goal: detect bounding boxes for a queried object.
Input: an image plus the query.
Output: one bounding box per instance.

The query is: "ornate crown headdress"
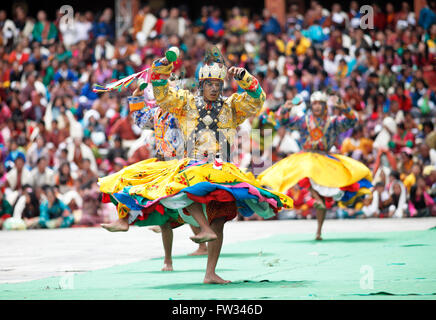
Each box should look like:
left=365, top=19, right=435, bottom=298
left=199, top=46, right=227, bottom=82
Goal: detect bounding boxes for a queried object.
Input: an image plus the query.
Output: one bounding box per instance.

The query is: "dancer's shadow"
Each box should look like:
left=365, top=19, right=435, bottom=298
left=151, top=252, right=275, bottom=260
left=288, top=237, right=387, bottom=243
left=136, top=268, right=237, bottom=274
left=149, top=279, right=313, bottom=290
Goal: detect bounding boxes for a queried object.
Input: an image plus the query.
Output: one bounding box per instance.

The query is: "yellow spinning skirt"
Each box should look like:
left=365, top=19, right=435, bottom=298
left=257, top=152, right=373, bottom=206
left=99, top=158, right=293, bottom=227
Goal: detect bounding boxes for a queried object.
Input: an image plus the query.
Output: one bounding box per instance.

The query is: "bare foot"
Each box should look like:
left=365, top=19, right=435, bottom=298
left=188, top=246, right=208, bottom=256
left=149, top=226, right=161, bottom=233
left=190, top=231, right=217, bottom=244
left=315, top=234, right=323, bottom=241
left=161, top=262, right=173, bottom=271
left=101, top=219, right=129, bottom=232
left=204, top=273, right=231, bottom=284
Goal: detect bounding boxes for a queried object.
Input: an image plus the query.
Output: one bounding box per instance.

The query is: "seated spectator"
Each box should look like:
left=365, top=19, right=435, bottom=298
left=53, top=61, right=78, bottom=83
left=4, top=139, right=23, bottom=170
left=361, top=183, right=386, bottom=218
left=55, top=162, right=77, bottom=194
left=285, top=29, right=311, bottom=56
left=403, top=163, right=422, bottom=192
left=390, top=122, right=415, bottom=154
left=5, top=153, right=32, bottom=205
left=386, top=179, right=408, bottom=218
left=107, top=135, right=126, bottom=164
left=423, top=121, right=436, bottom=150
left=76, top=182, right=108, bottom=226
left=286, top=184, right=315, bottom=218
left=67, top=137, right=98, bottom=174
left=109, top=113, right=141, bottom=149
left=11, top=185, right=40, bottom=228
left=390, top=84, right=413, bottom=112
left=93, top=36, right=115, bottom=61
left=30, top=156, right=55, bottom=190
left=26, top=135, right=49, bottom=168
left=0, top=190, right=13, bottom=229
left=408, top=179, right=435, bottom=217
left=341, top=126, right=373, bottom=161
left=38, top=186, right=74, bottom=229
left=77, top=158, right=98, bottom=189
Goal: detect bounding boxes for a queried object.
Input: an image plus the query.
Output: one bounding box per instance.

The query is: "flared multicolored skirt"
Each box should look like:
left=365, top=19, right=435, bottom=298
left=99, top=158, right=293, bottom=227
left=257, top=152, right=373, bottom=208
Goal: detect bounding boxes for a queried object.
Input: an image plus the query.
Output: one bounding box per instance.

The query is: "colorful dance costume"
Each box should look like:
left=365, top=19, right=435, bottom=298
left=98, top=51, right=293, bottom=228
left=258, top=93, right=372, bottom=207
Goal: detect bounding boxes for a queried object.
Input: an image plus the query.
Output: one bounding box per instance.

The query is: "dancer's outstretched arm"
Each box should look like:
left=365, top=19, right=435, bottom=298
left=227, top=67, right=266, bottom=125
left=150, top=58, right=194, bottom=119
left=331, top=100, right=358, bottom=133
left=128, top=88, right=158, bottom=130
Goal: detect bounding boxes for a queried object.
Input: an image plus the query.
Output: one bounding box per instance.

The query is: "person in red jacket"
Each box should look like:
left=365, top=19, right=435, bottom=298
left=389, top=122, right=415, bottom=154
left=390, top=85, right=412, bottom=112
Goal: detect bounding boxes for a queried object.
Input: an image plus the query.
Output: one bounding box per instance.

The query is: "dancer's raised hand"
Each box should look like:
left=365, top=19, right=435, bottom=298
left=132, top=87, right=144, bottom=97
left=228, top=67, right=245, bottom=80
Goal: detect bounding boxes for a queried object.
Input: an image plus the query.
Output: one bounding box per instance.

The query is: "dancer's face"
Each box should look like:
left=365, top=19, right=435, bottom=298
left=312, top=101, right=324, bottom=117
left=203, top=80, right=221, bottom=102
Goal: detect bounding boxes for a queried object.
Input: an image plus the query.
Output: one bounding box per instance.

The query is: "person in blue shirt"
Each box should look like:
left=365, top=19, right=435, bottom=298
left=261, top=9, right=281, bottom=36
left=39, top=186, right=74, bottom=228
left=419, top=2, right=436, bottom=31
left=53, top=62, right=78, bottom=83
left=92, top=8, right=115, bottom=41
left=204, top=8, right=224, bottom=40
left=4, top=140, right=24, bottom=171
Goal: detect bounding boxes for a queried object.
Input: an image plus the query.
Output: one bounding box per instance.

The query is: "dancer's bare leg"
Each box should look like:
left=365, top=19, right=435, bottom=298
left=186, top=202, right=217, bottom=243
left=101, top=216, right=129, bottom=232
left=188, top=225, right=208, bottom=255
left=160, top=222, right=174, bottom=271
left=204, top=217, right=230, bottom=284
left=310, top=187, right=326, bottom=241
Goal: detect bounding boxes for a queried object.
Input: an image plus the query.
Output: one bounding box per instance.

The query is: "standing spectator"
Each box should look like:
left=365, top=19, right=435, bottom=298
left=32, top=10, right=58, bottom=45
left=134, top=4, right=157, bottom=46
left=0, top=10, right=19, bottom=47
left=204, top=7, right=225, bottom=40
left=418, top=1, right=436, bottom=31
left=162, top=7, right=181, bottom=37
left=92, top=8, right=114, bottom=41
left=261, top=9, right=281, bottom=36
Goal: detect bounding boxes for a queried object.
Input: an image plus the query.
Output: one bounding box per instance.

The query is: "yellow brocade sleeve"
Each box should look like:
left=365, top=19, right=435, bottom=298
left=227, top=71, right=266, bottom=125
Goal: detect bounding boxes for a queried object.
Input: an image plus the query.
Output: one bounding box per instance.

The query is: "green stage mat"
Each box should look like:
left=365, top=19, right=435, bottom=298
left=1, top=229, right=435, bottom=300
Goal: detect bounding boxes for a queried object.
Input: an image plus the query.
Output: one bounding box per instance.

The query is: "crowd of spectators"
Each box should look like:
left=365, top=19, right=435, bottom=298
left=0, top=1, right=436, bottom=229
